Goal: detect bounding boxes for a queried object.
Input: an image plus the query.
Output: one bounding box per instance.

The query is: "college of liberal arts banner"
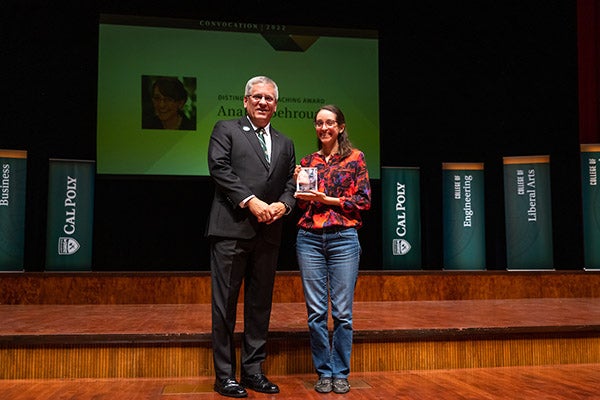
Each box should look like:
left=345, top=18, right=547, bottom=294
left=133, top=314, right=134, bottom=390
left=45, top=159, right=95, bottom=271
left=580, top=144, right=600, bottom=270
left=0, top=149, right=27, bottom=271
left=381, top=167, right=422, bottom=269
left=442, top=162, right=486, bottom=270
left=503, top=155, right=553, bottom=270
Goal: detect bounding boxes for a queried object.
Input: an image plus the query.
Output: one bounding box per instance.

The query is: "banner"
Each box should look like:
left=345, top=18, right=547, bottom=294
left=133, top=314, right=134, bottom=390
left=503, top=155, right=554, bottom=270
left=580, top=144, right=600, bottom=270
left=0, top=150, right=27, bottom=271
left=381, top=167, right=422, bottom=269
left=45, top=159, right=95, bottom=271
left=442, top=163, right=486, bottom=270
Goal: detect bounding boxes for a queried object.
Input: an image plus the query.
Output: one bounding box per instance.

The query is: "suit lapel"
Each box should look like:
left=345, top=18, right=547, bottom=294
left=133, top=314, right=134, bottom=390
left=269, top=128, right=280, bottom=168
left=240, top=118, right=270, bottom=170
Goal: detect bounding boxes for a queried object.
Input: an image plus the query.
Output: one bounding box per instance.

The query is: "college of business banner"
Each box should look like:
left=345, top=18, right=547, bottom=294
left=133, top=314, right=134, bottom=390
left=381, top=167, right=422, bottom=269
left=0, top=150, right=27, bottom=271
left=45, top=159, right=95, bottom=271
left=503, top=155, right=554, bottom=270
left=442, top=163, right=486, bottom=270
left=580, top=144, right=600, bottom=270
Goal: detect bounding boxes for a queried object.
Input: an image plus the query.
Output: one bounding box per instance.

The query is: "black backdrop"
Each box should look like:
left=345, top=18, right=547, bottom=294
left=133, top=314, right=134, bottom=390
left=2, top=1, right=581, bottom=271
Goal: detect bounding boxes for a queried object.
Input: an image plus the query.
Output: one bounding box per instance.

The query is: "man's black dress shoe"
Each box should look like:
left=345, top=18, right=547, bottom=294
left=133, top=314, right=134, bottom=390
left=240, top=373, right=280, bottom=393
left=214, top=378, right=248, bottom=398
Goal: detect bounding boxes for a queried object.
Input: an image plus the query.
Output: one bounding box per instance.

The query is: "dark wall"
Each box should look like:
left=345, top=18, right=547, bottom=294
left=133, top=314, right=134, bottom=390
left=2, top=1, right=581, bottom=271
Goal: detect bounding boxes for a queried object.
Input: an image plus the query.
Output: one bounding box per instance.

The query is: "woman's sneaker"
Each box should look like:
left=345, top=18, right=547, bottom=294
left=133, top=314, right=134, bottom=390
left=314, top=377, right=333, bottom=393
left=332, top=378, right=350, bottom=394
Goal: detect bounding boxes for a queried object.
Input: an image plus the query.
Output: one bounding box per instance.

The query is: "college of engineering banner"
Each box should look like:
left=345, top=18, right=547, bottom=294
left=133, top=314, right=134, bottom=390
left=0, top=149, right=27, bottom=271
left=580, top=144, right=600, bottom=270
left=381, top=167, right=422, bottom=269
left=442, top=163, right=486, bottom=270
left=503, top=155, right=553, bottom=270
left=45, top=159, right=95, bottom=271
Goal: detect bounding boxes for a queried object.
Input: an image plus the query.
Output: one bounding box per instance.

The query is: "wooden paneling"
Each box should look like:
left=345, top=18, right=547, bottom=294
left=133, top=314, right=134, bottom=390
left=2, top=335, right=599, bottom=379
left=1, top=271, right=599, bottom=305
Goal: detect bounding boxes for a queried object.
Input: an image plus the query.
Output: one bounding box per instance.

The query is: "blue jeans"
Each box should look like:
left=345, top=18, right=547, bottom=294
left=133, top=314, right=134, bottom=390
left=296, top=227, right=361, bottom=379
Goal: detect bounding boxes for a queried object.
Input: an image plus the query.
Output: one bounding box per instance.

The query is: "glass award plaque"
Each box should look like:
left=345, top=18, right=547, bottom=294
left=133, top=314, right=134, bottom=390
left=296, top=167, right=318, bottom=193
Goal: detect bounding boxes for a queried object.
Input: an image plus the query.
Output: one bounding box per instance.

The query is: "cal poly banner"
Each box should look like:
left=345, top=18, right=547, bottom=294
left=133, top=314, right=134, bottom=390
left=580, top=144, right=600, bottom=270
left=442, top=163, right=486, bottom=270
left=45, top=159, right=95, bottom=271
left=381, top=167, right=421, bottom=269
left=503, top=155, right=553, bottom=270
left=0, top=149, right=28, bottom=271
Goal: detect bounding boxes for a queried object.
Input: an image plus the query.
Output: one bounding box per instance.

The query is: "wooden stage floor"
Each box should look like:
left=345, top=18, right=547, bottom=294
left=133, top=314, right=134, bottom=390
left=2, top=271, right=600, bottom=398
left=1, top=298, right=600, bottom=399
left=2, top=298, right=600, bottom=342
left=1, top=365, right=600, bottom=399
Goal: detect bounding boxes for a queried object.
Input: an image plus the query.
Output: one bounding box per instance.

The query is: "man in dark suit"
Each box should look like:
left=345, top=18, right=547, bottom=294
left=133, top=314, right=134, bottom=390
left=206, top=76, right=296, bottom=398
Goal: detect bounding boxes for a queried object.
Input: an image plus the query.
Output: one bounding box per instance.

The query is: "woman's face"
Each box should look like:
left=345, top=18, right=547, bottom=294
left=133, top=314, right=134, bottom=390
left=152, top=86, right=185, bottom=122
left=315, top=109, right=344, bottom=147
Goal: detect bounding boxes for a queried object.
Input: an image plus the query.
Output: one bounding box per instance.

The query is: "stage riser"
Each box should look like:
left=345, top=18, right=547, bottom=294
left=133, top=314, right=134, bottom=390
left=2, top=336, right=599, bottom=379
left=3, top=272, right=599, bottom=380
left=1, top=271, right=600, bottom=305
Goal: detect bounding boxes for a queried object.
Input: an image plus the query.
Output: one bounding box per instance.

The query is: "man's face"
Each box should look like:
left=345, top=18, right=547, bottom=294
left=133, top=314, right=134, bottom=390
left=243, top=82, right=277, bottom=127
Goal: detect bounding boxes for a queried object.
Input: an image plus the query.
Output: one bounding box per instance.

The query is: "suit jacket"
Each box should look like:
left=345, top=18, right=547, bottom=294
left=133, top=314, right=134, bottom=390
left=206, top=117, right=296, bottom=244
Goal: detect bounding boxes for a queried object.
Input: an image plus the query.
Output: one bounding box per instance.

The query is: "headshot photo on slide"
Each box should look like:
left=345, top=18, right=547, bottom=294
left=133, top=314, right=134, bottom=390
left=141, top=75, right=197, bottom=131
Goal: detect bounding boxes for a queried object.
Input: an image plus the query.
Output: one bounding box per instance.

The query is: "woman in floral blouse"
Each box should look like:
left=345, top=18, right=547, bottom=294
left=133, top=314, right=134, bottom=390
left=294, top=104, right=371, bottom=395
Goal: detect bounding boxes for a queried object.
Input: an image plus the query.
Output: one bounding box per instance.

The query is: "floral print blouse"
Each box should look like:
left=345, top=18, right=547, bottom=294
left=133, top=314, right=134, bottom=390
left=297, top=148, right=371, bottom=230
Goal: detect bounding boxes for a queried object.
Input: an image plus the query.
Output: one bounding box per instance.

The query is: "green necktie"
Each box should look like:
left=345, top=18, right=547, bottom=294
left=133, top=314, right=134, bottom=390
left=257, top=128, right=270, bottom=163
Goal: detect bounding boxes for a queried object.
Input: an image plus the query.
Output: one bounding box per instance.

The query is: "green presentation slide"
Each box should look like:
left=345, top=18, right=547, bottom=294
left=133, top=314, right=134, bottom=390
left=97, top=15, right=380, bottom=177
